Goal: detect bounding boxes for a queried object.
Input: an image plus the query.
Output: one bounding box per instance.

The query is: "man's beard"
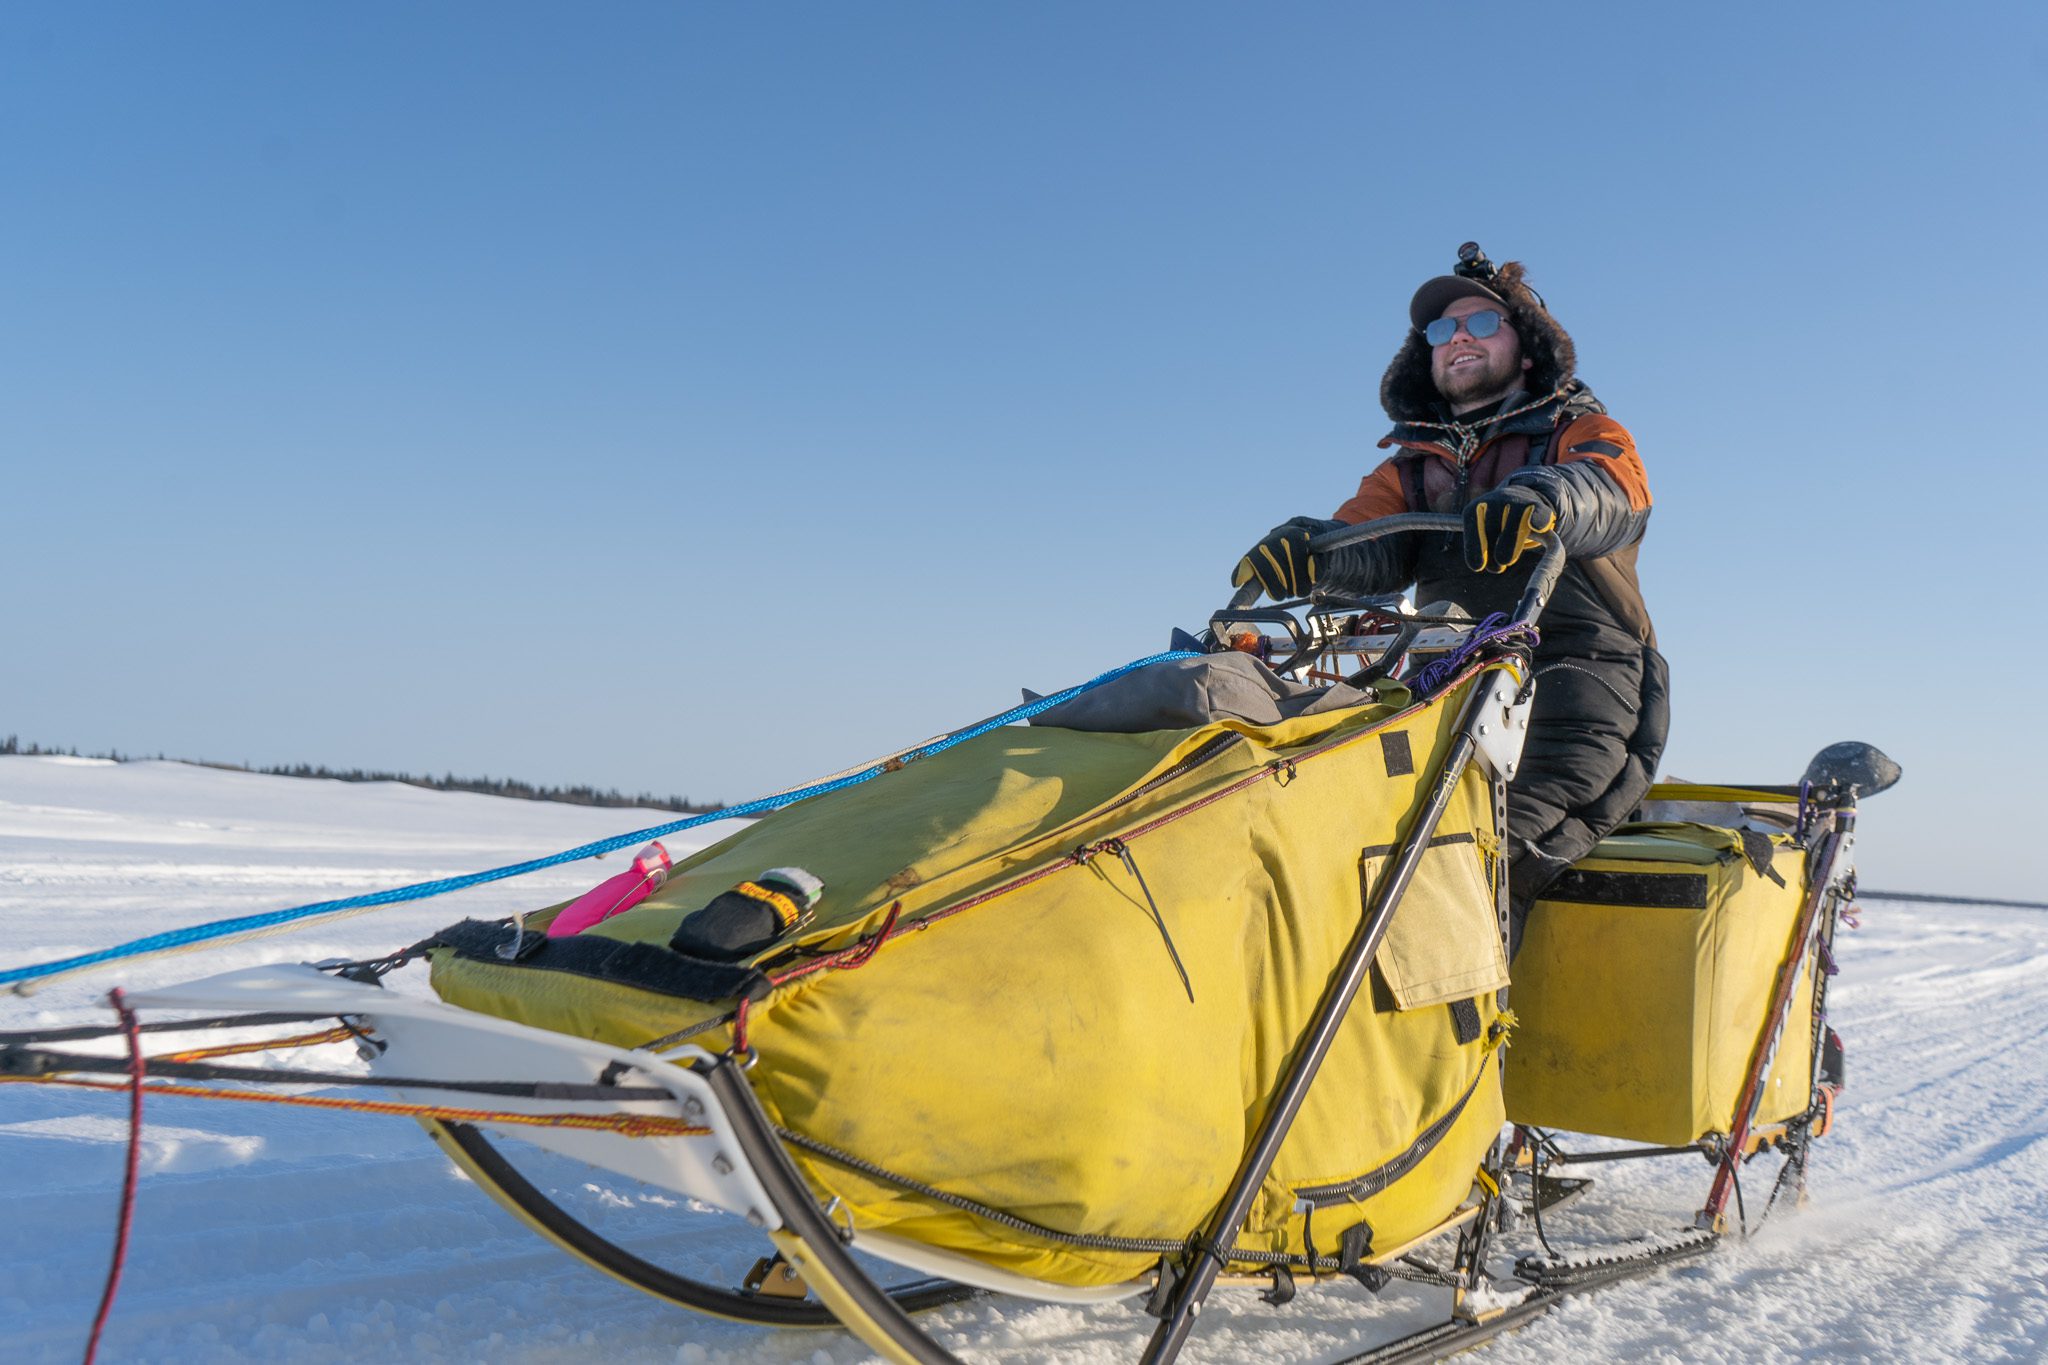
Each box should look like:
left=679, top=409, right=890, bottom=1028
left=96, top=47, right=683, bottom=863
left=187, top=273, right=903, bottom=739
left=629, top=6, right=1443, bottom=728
left=1434, top=352, right=1522, bottom=412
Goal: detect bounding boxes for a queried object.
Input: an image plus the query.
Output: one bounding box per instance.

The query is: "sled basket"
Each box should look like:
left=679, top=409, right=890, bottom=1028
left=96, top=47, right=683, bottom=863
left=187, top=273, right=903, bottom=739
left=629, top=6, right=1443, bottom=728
left=427, top=662, right=1518, bottom=1288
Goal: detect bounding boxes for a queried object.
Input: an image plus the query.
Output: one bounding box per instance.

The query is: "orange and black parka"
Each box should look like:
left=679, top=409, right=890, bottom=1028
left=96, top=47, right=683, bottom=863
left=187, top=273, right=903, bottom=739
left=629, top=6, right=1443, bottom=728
left=1314, top=378, right=1668, bottom=891
left=1323, top=379, right=1655, bottom=654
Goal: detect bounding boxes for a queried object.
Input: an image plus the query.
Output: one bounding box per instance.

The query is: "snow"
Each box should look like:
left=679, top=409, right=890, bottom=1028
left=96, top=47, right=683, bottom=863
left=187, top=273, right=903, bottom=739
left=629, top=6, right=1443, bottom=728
left=4, top=755, right=2046, bottom=1363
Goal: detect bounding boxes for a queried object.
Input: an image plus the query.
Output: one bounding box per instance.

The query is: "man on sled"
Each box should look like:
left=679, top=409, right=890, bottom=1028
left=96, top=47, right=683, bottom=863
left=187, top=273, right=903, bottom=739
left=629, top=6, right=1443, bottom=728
left=1233, top=244, right=1668, bottom=946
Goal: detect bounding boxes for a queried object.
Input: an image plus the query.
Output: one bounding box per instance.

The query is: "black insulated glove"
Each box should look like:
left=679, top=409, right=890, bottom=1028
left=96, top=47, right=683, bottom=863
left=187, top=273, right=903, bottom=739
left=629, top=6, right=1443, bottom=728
left=1233, top=517, right=1344, bottom=600
left=1462, top=484, right=1557, bottom=574
left=669, top=867, right=824, bottom=962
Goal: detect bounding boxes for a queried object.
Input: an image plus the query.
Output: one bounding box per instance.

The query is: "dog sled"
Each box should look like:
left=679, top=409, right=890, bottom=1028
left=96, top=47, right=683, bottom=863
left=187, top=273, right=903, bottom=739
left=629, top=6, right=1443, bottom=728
left=1, top=515, right=1895, bottom=1363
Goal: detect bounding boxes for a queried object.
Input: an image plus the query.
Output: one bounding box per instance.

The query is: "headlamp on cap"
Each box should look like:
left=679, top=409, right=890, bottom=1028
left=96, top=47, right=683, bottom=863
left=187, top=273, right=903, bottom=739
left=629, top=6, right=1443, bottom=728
left=1407, top=241, right=1511, bottom=332
left=1454, top=241, right=1497, bottom=282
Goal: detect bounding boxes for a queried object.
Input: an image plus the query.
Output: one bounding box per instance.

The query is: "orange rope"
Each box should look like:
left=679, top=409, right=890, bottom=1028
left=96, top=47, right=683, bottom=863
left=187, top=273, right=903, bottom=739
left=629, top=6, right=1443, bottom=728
left=159, top=1025, right=358, bottom=1063
left=0, top=1074, right=710, bottom=1139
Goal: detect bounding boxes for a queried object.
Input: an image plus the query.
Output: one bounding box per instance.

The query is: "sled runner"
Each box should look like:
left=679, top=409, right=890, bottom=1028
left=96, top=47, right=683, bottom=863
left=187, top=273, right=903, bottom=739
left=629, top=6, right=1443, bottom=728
left=0, top=514, right=1895, bottom=1363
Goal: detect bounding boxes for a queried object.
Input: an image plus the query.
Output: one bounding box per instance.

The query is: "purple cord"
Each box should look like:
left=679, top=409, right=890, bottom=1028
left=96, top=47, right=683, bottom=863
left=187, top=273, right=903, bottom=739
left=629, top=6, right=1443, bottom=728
left=1408, top=613, right=1540, bottom=697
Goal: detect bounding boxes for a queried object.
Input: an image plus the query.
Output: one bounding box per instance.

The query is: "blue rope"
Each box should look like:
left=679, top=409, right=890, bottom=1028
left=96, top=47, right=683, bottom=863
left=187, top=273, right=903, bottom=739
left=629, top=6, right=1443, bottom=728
left=1, top=650, right=1198, bottom=990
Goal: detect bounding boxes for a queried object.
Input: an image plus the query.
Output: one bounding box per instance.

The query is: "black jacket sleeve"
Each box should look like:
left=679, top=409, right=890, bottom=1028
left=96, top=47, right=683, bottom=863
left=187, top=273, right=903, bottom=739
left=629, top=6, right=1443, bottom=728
left=1504, top=462, right=1649, bottom=563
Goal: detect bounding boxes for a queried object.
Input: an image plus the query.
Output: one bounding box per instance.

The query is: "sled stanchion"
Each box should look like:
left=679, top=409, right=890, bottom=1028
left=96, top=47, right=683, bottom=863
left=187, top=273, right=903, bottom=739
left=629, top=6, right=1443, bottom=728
left=693, top=1056, right=964, bottom=1365
left=1698, top=805, right=1854, bottom=1232
left=1145, top=723, right=1486, bottom=1363
left=1143, top=522, right=1560, bottom=1365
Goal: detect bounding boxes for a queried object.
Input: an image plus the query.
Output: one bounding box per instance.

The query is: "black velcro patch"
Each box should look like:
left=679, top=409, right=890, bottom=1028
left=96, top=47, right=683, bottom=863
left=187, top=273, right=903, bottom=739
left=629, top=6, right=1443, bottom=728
left=434, top=918, right=774, bottom=1003
left=1543, top=868, right=1710, bottom=910
left=1567, top=439, right=1626, bottom=458
left=1380, top=730, right=1414, bottom=777
left=1448, top=996, right=1483, bottom=1045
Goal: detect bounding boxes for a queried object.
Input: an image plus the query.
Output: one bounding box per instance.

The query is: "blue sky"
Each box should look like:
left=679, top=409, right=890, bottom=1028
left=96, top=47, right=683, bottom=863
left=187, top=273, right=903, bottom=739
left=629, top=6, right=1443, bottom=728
left=3, top=3, right=2041, bottom=897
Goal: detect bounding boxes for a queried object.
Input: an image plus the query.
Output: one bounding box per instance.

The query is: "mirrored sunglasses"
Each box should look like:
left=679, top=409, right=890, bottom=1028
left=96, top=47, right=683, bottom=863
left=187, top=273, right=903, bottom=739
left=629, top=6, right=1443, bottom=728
left=1424, top=310, right=1505, bottom=346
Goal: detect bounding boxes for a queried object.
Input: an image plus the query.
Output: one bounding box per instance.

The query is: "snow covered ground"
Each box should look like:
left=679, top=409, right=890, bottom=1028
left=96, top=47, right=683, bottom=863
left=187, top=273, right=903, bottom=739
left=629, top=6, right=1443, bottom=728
left=4, top=755, right=2044, bottom=1364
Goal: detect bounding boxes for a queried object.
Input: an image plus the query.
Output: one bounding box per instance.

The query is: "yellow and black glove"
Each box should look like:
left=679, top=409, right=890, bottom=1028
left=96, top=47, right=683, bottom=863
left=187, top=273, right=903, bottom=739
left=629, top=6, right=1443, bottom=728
left=1462, top=484, right=1557, bottom=574
left=1232, top=517, right=1343, bottom=600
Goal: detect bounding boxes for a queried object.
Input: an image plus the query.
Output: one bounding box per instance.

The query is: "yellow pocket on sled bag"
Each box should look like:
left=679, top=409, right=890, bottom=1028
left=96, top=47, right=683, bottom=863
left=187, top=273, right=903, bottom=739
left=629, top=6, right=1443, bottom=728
left=1503, top=822, right=1817, bottom=1148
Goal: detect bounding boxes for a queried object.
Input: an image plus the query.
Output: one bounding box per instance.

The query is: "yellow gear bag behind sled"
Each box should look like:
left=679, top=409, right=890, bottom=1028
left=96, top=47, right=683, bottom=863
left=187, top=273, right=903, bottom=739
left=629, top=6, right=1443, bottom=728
left=1504, top=814, right=1818, bottom=1148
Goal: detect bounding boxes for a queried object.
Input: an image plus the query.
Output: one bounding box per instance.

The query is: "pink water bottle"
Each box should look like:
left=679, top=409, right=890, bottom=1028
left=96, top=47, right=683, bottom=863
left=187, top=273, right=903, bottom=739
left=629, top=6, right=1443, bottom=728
left=547, top=841, right=673, bottom=937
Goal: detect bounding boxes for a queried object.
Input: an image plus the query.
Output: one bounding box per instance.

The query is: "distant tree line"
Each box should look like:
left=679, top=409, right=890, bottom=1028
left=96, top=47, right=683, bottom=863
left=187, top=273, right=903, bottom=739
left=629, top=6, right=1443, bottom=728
left=0, top=735, right=723, bottom=814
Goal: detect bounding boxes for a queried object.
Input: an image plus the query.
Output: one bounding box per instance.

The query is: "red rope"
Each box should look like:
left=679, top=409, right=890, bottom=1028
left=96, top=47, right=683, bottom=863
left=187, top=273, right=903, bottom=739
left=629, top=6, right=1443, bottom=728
left=84, top=988, right=146, bottom=1365
left=769, top=901, right=903, bottom=987
left=821, top=901, right=901, bottom=971
left=730, top=994, right=752, bottom=1057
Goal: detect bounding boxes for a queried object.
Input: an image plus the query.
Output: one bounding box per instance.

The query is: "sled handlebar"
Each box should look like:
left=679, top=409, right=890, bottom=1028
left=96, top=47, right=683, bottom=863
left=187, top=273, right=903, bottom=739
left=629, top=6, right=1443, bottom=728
left=1224, top=511, right=1567, bottom=629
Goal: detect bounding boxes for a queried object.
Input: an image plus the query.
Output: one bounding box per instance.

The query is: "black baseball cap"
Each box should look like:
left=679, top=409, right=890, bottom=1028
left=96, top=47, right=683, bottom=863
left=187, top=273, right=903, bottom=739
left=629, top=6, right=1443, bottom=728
left=1408, top=275, right=1510, bottom=331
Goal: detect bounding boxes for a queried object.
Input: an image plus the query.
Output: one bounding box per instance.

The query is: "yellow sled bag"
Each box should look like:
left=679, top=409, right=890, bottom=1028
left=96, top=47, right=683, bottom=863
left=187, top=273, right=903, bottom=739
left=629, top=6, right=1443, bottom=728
left=1504, top=802, right=1819, bottom=1148
left=430, top=665, right=1518, bottom=1288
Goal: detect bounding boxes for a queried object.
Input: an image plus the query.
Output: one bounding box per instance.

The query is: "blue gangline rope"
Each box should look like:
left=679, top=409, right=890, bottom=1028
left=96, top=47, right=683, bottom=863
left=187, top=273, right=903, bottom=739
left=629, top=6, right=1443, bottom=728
left=1, top=650, right=1199, bottom=992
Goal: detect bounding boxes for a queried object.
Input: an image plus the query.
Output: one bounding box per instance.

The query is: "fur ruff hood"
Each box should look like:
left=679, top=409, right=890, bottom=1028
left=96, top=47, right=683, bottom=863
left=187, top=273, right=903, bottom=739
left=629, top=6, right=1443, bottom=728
left=1380, top=260, right=1578, bottom=424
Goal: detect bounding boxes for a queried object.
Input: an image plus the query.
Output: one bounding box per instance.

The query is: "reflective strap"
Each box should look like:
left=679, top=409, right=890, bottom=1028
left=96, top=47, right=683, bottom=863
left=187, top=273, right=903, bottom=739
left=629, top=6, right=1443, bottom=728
left=735, top=882, right=805, bottom=932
